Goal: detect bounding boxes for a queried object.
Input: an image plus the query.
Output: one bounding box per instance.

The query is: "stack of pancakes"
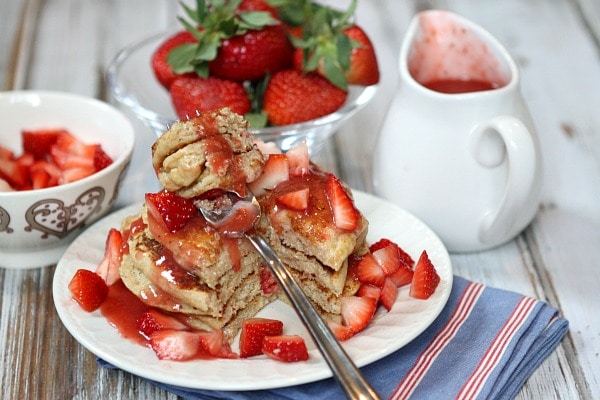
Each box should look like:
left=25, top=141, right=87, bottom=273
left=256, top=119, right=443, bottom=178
left=118, top=108, right=368, bottom=340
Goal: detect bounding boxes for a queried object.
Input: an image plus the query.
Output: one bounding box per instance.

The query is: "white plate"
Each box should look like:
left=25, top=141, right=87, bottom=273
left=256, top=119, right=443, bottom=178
left=53, top=191, right=453, bottom=391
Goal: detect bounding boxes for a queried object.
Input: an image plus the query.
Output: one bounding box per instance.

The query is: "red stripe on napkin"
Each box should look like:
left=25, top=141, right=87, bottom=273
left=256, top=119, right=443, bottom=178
left=456, top=296, right=537, bottom=399
left=391, top=282, right=485, bottom=400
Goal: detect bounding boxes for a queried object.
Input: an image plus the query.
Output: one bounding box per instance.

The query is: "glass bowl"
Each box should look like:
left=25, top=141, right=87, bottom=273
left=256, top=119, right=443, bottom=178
left=106, top=30, right=378, bottom=152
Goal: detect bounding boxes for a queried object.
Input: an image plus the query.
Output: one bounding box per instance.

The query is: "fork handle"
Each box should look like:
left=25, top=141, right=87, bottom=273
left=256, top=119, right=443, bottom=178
left=246, top=233, right=381, bottom=400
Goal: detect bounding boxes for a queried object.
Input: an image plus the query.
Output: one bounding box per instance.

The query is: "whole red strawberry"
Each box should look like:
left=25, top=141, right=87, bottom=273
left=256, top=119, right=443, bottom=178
left=209, top=24, right=293, bottom=82
left=151, top=30, right=197, bottom=88
left=343, top=25, right=379, bottom=86
left=237, top=0, right=280, bottom=19
left=169, top=75, right=251, bottom=119
left=263, top=69, right=348, bottom=125
left=284, top=0, right=379, bottom=90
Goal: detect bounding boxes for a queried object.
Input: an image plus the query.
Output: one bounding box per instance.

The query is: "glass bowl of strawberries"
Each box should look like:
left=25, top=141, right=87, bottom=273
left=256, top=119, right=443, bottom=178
left=106, top=0, right=379, bottom=153
left=0, top=91, right=135, bottom=269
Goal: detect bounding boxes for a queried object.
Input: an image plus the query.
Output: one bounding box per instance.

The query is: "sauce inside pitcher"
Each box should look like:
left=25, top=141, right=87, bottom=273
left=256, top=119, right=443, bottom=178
left=408, top=11, right=510, bottom=94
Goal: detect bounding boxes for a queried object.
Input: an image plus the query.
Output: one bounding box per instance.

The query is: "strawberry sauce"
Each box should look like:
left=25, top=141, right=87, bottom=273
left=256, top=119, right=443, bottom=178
left=100, top=279, right=151, bottom=346
left=422, top=78, right=499, bottom=94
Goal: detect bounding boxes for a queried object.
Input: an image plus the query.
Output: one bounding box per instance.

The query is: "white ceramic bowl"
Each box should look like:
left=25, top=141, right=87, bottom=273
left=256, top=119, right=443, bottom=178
left=106, top=30, right=377, bottom=152
left=0, top=91, right=135, bottom=269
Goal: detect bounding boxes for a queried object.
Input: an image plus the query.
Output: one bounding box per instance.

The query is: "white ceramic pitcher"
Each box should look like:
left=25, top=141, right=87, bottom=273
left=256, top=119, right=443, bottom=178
left=372, top=10, right=542, bottom=252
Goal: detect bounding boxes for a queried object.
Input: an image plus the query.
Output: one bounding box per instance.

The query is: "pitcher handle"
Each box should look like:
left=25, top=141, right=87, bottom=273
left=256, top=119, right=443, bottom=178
left=471, top=116, right=538, bottom=245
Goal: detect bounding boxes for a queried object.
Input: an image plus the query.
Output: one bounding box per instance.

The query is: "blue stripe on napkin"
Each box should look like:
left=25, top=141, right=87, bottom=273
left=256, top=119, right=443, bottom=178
left=98, top=275, right=568, bottom=399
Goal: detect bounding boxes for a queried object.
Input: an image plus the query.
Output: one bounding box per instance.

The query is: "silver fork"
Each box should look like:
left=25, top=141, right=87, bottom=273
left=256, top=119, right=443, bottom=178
left=197, top=191, right=380, bottom=400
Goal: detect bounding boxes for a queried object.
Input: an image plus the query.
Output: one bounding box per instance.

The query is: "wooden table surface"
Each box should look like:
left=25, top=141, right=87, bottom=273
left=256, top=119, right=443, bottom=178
left=1, top=0, right=599, bottom=399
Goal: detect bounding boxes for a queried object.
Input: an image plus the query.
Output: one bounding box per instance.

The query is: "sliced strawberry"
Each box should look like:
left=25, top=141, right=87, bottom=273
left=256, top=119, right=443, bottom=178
left=0, top=156, right=29, bottom=188
left=149, top=329, right=201, bottom=361
left=137, top=310, right=189, bottom=340
left=50, top=131, right=96, bottom=169
left=93, top=145, right=113, bottom=171
left=286, top=141, right=310, bottom=176
left=326, top=320, right=354, bottom=341
left=30, top=160, right=60, bottom=189
left=356, top=283, right=381, bottom=301
left=379, top=278, right=398, bottom=312
left=21, top=129, right=63, bottom=159
left=95, top=228, right=124, bottom=286
left=410, top=250, right=441, bottom=300
left=198, top=330, right=239, bottom=359
left=355, top=253, right=386, bottom=287
left=0, top=146, right=14, bottom=160
left=388, top=262, right=414, bottom=288
left=68, top=269, right=109, bottom=312
left=372, top=245, right=402, bottom=276
left=340, top=295, right=377, bottom=334
left=248, top=154, right=289, bottom=196
left=60, top=166, right=96, bottom=184
left=239, top=318, right=284, bottom=358
left=276, top=188, right=309, bottom=211
left=262, top=335, right=309, bottom=362
left=325, top=173, right=358, bottom=231
left=145, top=190, right=198, bottom=232
left=369, top=238, right=415, bottom=267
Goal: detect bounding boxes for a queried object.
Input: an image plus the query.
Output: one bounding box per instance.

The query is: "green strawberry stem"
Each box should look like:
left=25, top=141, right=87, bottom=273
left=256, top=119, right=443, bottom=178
left=169, top=0, right=279, bottom=78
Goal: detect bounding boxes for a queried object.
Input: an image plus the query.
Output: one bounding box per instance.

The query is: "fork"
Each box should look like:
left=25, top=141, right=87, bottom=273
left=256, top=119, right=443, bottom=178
left=197, top=191, right=380, bottom=400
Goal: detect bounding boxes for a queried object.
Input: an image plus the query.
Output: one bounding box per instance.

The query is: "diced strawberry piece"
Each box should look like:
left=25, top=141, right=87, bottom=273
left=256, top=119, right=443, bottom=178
left=326, top=320, right=354, bottom=341
left=370, top=238, right=415, bottom=267
left=248, top=154, right=289, bottom=196
left=410, top=250, right=441, bottom=300
left=262, top=335, right=309, bottom=362
left=50, top=131, right=96, bottom=169
left=137, top=310, right=188, bottom=340
left=198, top=330, right=239, bottom=359
left=0, top=178, right=13, bottom=191
left=276, top=188, right=309, bottom=211
left=21, top=129, right=63, bottom=159
left=68, top=269, right=109, bottom=312
left=372, top=245, right=402, bottom=276
left=340, top=295, right=377, bottom=334
left=286, top=141, right=310, bottom=176
left=0, top=145, right=14, bottom=160
left=355, top=253, right=386, bottom=287
left=388, top=262, right=414, bottom=288
left=145, top=190, right=198, bottom=232
left=239, top=318, right=284, bottom=358
left=356, top=283, right=381, bottom=301
left=379, top=278, right=398, bottom=311
left=93, top=145, right=113, bottom=171
left=0, top=157, right=29, bottom=188
left=259, top=265, right=280, bottom=294
left=30, top=160, right=60, bottom=189
left=149, top=329, right=201, bottom=361
left=325, top=173, right=358, bottom=231
left=253, top=139, right=282, bottom=155
left=95, top=228, right=124, bottom=285
left=60, top=166, right=96, bottom=184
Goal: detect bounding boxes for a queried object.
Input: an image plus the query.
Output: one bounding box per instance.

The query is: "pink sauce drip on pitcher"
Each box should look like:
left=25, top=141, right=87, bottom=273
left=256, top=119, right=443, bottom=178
left=408, top=12, right=509, bottom=94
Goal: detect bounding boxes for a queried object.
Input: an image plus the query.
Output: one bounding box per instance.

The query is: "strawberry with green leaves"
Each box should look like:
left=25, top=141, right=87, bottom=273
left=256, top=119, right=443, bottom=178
left=280, top=0, right=380, bottom=89
left=169, top=0, right=291, bottom=82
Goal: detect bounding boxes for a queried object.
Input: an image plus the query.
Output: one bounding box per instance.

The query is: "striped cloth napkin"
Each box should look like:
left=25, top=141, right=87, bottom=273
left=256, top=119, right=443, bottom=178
left=99, top=275, right=568, bottom=399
